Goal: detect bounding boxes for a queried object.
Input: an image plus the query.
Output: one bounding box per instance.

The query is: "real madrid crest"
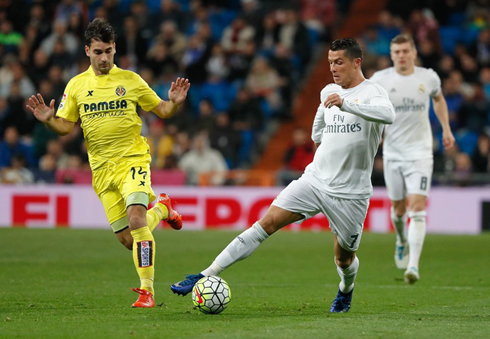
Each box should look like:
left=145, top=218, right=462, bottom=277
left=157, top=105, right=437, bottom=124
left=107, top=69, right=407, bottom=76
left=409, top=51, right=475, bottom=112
left=418, top=84, right=425, bottom=93
left=115, top=85, right=126, bottom=96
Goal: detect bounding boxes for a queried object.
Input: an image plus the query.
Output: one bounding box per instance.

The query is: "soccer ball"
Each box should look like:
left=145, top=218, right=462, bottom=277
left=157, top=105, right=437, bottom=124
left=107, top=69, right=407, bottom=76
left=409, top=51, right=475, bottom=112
left=192, top=276, right=231, bottom=314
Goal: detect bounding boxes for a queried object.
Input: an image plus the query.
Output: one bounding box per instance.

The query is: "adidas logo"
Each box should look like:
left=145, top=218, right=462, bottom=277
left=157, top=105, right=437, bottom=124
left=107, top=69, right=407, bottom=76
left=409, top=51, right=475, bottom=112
left=390, top=88, right=396, bottom=93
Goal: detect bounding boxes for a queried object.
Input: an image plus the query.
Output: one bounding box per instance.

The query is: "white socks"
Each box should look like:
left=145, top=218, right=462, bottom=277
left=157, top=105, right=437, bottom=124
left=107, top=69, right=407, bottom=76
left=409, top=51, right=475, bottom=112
left=336, top=256, right=359, bottom=293
left=201, top=222, right=269, bottom=276
left=407, top=210, right=426, bottom=270
left=391, top=207, right=408, bottom=245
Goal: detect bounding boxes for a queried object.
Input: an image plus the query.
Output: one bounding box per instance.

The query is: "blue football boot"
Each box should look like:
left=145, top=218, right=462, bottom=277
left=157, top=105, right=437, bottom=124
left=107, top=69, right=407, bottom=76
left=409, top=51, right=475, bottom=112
left=170, top=273, right=205, bottom=296
left=330, top=288, right=353, bottom=313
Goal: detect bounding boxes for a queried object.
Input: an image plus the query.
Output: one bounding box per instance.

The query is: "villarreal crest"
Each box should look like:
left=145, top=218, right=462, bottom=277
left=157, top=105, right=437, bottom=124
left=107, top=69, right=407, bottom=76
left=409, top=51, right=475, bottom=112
left=115, top=85, right=126, bottom=96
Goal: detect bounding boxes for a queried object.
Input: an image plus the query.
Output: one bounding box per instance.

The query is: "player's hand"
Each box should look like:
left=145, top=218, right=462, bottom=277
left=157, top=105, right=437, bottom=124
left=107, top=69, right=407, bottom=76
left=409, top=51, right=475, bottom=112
left=442, top=129, right=455, bottom=150
left=168, top=77, right=191, bottom=105
left=26, top=94, right=55, bottom=123
left=324, top=93, right=343, bottom=109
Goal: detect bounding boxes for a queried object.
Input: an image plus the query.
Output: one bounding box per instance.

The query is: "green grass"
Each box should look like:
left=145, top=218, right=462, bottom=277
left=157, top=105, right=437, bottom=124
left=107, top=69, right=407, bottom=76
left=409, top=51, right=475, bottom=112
left=0, top=228, right=489, bottom=338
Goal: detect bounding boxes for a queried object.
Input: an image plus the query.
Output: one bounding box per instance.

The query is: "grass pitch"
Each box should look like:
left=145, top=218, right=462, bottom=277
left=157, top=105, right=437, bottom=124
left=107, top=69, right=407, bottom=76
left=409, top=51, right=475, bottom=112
left=1, top=228, right=489, bottom=338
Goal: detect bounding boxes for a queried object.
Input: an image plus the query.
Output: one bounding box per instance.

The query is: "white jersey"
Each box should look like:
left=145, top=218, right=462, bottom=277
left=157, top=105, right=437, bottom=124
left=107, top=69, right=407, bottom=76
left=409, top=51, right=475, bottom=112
left=370, top=66, right=441, bottom=161
left=303, top=80, right=395, bottom=199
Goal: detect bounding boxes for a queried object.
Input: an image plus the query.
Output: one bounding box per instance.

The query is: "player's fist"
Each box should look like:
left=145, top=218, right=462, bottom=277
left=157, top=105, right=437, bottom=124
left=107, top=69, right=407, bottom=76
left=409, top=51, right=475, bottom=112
left=324, top=93, right=343, bottom=109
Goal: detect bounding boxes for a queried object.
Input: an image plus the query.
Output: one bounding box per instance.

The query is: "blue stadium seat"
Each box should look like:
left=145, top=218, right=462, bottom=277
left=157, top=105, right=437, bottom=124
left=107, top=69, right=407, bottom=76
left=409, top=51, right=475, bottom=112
left=307, top=27, right=320, bottom=47
left=200, top=81, right=237, bottom=112
left=439, top=26, right=462, bottom=54
left=456, top=129, right=479, bottom=155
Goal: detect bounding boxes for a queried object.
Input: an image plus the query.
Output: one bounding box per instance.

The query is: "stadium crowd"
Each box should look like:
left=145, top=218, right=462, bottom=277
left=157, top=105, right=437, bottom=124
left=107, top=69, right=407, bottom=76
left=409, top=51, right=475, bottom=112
left=0, top=0, right=489, bottom=187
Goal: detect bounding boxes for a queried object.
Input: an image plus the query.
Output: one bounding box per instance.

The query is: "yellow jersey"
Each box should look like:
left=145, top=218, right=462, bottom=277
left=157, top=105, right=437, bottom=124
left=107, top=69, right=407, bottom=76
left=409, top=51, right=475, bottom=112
left=56, top=65, right=161, bottom=169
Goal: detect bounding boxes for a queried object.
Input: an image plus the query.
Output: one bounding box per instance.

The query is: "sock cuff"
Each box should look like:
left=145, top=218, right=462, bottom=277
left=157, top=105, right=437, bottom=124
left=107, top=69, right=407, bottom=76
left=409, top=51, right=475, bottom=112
left=408, top=210, right=426, bottom=218
left=130, top=226, right=152, bottom=240
left=252, top=222, right=269, bottom=241
left=334, top=256, right=359, bottom=273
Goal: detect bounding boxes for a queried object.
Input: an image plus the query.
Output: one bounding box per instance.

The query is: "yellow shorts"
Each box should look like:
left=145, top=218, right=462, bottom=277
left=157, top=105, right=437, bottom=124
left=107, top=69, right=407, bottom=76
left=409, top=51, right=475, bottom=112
left=93, top=154, right=156, bottom=230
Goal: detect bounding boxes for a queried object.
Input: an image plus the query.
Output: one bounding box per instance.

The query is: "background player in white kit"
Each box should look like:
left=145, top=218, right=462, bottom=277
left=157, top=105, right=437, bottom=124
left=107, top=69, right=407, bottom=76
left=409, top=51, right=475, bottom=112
left=370, top=34, right=455, bottom=284
left=171, top=38, right=395, bottom=313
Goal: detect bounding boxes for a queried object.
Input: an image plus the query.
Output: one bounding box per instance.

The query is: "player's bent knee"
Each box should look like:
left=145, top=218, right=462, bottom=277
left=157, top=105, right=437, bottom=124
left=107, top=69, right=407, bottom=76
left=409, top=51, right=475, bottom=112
left=115, top=227, right=133, bottom=250
left=335, top=248, right=356, bottom=268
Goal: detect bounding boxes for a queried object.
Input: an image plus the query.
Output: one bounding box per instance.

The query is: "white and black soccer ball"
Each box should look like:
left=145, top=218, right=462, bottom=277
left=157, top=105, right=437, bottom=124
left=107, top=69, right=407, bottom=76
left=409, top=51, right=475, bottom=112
left=192, top=276, right=231, bottom=314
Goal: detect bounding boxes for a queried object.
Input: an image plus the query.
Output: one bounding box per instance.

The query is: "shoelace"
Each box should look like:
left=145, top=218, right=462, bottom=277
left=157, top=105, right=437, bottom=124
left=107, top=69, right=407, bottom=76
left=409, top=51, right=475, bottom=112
left=132, top=288, right=150, bottom=296
left=179, top=275, right=202, bottom=286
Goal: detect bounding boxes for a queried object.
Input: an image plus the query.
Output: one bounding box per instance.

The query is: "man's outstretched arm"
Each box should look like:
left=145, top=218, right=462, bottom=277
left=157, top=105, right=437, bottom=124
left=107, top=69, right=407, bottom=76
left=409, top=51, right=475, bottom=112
left=26, top=94, right=75, bottom=136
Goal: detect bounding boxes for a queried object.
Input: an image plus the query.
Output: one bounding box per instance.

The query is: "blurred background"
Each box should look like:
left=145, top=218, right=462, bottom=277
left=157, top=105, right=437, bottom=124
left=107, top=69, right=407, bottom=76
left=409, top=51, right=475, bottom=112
left=0, top=0, right=489, bottom=232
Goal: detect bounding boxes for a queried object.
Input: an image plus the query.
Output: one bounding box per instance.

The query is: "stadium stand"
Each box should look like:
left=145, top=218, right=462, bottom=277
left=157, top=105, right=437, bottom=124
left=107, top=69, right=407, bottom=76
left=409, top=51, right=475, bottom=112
left=0, top=0, right=490, bottom=187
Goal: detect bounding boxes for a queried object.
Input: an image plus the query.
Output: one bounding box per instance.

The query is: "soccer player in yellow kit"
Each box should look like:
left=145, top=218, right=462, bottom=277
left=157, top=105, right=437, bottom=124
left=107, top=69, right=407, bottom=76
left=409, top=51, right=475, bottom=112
left=26, top=18, right=190, bottom=308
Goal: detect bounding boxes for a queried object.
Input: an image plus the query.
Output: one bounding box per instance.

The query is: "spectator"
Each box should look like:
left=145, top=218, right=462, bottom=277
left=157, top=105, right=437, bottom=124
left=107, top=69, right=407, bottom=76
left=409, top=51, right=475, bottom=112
left=209, top=113, right=241, bottom=169
left=154, top=20, right=187, bottom=62
left=145, top=41, right=179, bottom=79
left=49, top=38, right=74, bottom=69
left=96, top=0, right=124, bottom=33
left=254, top=12, right=278, bottom=55
left=27, top=49, right=51, bottom=87
left=221, top=16, right=255, bottom=55
left=205, top=43, right=229, bottom=80
left=469, top=28, right=490, bottom=67
left=6, top=86, right=38, bottom=137
left=406, top=9, right=442, bottom=53
left=0, top=20, right=22, bottom=54
left=300, top=0, right=336, bottom=42
left=0, top=153, right=34, bottom=184
left=54, top=0, right=87, bottom=25
left=147, top=120, right=174, bottom=169
left=227, top=39, right=256, bottom=83
left=228, top=87, right=264, bottom=166
left=471, top=133, right=490, bottom=173
left=44, top=139, right=70, bottom=169
left=418, top=38, right=440, bottom=71
left=0, top=61, right=36, bottom=99
left=362, top=25, right=390, bottom=57
left=276, top=127, right=315, bottom=185
left=149, top=0, right=186, bottom=33
left=241, top=0, right=266, bottom=29
left=181, top=34, right=210, bottom=84
left=191, top=99, right=217, bottom=134
left=47, top=65, right=66, bottom=103
left=0, top=126, right=35, bottom=169
left=245, top=56, right=283, bottom=117
left=0, top=97, right=11, bottom=138
left=178, top=132, right=228, bottom=185
left=116, top=15, right=149, bottom=69
left=481, top=67, right=490, bottom=100
left=35, top=153, right=57, bottom=183
left=26, top=4, right=51, bottom=47
left=276, top=9, right=311, bottom=67
left=40, top=19, right=80, bottom=58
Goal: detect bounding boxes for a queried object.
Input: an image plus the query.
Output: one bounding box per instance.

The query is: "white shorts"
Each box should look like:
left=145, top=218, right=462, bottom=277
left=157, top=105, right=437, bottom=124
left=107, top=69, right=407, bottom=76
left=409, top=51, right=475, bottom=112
left=383, top=158, right=433, bottom=201
left=271, top=179, right=369, bottom=251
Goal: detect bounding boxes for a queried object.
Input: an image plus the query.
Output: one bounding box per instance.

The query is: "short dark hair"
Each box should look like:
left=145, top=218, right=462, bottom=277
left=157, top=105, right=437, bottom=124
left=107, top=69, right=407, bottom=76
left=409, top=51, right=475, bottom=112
left=84, top=18, right=117, bottom=46
left=330, top=38, right=363, bottom=61
left=391, top=34, right=416, bottom=48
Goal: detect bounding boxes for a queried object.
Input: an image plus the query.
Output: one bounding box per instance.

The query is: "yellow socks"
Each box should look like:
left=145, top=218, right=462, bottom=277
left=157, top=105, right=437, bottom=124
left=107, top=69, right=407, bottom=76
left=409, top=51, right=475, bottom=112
left=146, top=205, right=169, bottom=232
left=131, top=226, right=155, bottom=295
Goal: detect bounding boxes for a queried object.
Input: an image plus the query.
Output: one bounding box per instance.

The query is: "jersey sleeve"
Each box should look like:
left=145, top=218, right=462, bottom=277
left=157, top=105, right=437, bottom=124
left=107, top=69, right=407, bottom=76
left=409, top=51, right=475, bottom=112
left=341, top=84, right=395, bottom=124
left=311, top=103, right=325, bottom=143
left=135, top=74, right=162, bottom=112
left=427, top=68, right=442, bottom=97
left=56, top=79, right=79, bottom=122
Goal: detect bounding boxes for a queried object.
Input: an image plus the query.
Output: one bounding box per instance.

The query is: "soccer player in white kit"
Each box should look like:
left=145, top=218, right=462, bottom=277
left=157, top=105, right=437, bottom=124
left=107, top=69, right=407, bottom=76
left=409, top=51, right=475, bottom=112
left=171, top=38, right=395, bottom=313
left=370, top=34, right=455, bottom=284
